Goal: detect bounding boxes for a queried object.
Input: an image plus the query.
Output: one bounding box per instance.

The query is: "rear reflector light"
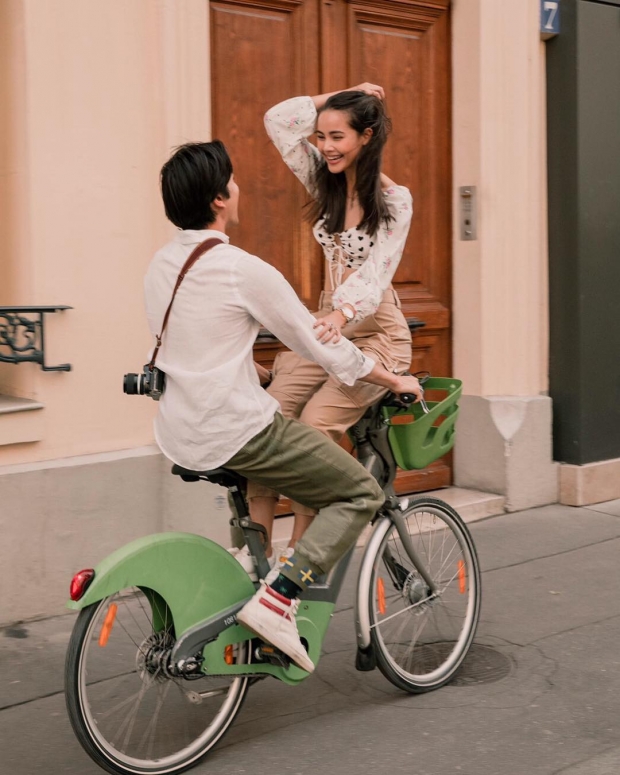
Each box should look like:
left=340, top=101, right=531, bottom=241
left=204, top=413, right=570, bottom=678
left=70, top=569, right=95, bottom=601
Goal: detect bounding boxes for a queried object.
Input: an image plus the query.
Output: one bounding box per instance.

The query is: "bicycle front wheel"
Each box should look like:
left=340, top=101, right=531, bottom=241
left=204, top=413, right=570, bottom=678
left=366, top=497, right=481, bottom=693
left=65, top=586, right=250, bottom=775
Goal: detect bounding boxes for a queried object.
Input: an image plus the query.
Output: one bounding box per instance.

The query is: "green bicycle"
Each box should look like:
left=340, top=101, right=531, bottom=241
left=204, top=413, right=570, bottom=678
left=64, top=376, right=480, bottom=775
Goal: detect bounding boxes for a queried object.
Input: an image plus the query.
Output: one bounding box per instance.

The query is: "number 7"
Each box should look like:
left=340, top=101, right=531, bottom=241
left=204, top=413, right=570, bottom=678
left=544, top=1, right=558, bottom=31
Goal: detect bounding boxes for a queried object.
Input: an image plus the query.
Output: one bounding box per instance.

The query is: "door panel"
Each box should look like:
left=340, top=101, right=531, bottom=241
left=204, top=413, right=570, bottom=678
left=342, top=0, right=452, bottom=351
left=211, top=0, right=322, bottom=309
left=325, top=0, right=452, bottom=491
left=211, top=0, right=452, bottom=493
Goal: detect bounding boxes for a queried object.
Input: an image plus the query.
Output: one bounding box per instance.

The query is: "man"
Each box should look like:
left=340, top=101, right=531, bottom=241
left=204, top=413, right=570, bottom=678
left=144, top=140, right=422, bottom=673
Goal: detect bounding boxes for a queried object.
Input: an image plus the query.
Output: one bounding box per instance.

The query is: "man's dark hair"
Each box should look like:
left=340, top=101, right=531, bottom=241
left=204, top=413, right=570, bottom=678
left=160, top=140, right=233, bottom=230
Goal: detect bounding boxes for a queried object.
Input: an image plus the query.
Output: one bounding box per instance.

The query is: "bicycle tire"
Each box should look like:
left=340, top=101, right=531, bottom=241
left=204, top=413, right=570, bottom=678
left=65, top=586, right=250, bottom=775
left=363, top=497, right=481, bottom=694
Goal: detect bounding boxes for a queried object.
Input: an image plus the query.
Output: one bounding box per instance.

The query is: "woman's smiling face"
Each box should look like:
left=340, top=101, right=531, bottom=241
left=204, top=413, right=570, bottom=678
left=316, top=109, right=372, bottom=175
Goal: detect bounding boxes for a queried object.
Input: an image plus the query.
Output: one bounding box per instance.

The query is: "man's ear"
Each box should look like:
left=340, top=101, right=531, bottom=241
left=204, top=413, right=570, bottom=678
left=212, top=194, right=226, bottom=212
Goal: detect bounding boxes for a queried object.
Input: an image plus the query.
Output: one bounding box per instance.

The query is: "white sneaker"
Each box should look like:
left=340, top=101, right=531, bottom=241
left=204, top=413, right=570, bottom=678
left=229, top=546, right=278, bottom=582
left=264, top=546, right=295, bottom=585
left=236, top=581, right=314, bottom=673
left=228, top=546, right=258, bottom=581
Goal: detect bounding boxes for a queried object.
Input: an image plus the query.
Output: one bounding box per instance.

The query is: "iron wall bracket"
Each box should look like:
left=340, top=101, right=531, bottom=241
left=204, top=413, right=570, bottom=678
left=0, top=306, right=73, bottom=372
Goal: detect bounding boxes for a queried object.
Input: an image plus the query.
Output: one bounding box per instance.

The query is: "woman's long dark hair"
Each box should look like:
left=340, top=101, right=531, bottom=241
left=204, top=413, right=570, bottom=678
left=306, top=91, right=393, bottom=235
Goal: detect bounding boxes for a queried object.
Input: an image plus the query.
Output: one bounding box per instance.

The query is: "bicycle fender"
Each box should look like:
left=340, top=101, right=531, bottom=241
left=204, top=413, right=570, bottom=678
left=355, top=517, right=391, bottom=650
left=66, top=532, right=255, bottom=637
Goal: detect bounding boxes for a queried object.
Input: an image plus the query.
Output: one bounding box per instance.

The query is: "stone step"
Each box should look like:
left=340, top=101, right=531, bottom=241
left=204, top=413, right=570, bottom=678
left=272, top=487, right=505, bottom=549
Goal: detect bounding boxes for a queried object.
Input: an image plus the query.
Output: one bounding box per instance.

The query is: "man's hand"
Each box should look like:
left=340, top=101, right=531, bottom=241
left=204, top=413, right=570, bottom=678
left=360, top=364, right=424, bottom=403
left=313, top=310, right=345, bottom=343
left=390, top=373, right=424, bottom=404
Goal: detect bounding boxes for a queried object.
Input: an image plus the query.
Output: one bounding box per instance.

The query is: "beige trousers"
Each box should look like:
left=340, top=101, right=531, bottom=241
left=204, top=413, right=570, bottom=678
left=247, top=288, right=412, bottom=516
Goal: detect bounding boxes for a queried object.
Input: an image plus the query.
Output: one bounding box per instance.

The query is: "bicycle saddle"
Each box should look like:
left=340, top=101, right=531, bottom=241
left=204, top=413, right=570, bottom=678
left=171, top=464, right=242, bottom=489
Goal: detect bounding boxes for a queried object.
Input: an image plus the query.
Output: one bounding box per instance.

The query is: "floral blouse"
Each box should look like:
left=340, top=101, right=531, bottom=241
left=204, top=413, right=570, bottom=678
left=264, top=96, right=413, bottom=323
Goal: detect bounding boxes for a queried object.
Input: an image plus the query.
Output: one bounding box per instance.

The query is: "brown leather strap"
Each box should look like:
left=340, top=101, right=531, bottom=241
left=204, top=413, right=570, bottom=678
left=149, top=238, right=224, bottom=370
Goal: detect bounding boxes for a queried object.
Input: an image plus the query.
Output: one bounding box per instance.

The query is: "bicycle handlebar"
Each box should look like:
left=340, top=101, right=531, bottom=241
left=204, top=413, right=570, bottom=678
left=388, top=371, right=431, bottom=413
left=385, top=391, right=430, bottom=414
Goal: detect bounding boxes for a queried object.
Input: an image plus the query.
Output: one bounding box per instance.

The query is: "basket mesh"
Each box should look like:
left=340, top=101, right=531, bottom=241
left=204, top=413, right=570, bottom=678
left=382, top=378, right=462, bottom=470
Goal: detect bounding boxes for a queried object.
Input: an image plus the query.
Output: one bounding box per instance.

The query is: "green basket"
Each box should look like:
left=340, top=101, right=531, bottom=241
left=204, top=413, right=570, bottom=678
left=382, top=377, right=462, bottom=470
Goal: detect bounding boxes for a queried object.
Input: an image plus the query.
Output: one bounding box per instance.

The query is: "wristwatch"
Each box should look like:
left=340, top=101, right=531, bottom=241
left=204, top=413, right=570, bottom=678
left=337, top=306, right=355, bottom=323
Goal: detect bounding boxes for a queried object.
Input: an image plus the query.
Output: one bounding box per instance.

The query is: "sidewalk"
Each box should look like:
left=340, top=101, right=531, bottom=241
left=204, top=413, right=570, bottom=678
left=1, top=499, right=620, bottom=774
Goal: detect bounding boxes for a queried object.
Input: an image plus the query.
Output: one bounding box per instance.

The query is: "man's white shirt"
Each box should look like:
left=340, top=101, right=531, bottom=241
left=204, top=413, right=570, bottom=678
left=144, top=229, right=375, bottom=470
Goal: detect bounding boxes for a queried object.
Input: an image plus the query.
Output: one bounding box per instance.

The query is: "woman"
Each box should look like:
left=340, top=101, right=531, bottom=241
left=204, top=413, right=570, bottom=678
left=242, top=83, right=414, bottom=580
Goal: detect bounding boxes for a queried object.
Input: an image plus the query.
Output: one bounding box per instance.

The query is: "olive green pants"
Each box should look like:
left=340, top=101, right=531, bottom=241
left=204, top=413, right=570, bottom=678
left=225, top=411, right=384, bottom=582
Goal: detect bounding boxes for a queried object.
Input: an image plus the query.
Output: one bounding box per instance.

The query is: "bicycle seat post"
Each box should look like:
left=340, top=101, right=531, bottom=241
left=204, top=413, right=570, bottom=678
left=170, top=463, right=271, bottom=580
left=227, top=481, right=271, bottom=581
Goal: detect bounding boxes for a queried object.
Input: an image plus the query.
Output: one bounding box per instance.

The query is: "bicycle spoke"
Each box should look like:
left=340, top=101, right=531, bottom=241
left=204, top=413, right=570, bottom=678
left=112, top=612, right=148, bottom=656
left=95, top=684, right=150, bottom=723
left=370, top=592, right=438, bottom=627
left=115, top=681, right=150, bottom=753
left=137, top=680, right=172, bottom=758
left=120, top=594, right=151, bottom=644
left=135, top=593, right=154, bottom=633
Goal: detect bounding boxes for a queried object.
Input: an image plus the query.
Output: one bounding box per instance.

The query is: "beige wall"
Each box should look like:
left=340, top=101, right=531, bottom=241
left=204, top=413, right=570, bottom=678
left=452, top=0, right=549, bottom=398
left=0, top=448, right=232, bottom=624
left=0, top=0, right=30, bottom=402
left=450, top=0, right=557, bottom=510
left=0, top=0, right=211, bottom=463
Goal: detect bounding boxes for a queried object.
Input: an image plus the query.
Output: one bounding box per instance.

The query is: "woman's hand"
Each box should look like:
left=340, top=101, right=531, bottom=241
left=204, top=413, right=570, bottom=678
left=254, top=361, right=273, bottom=386
left=312, top=83, right=385, bottom=111
left=347, top=83, right=385, bottom=100
left=313, top=310, right=346, bottom=344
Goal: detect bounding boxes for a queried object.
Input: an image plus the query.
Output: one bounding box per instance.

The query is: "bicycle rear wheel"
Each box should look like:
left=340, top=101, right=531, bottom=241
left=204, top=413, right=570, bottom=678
left=366, top=497, right=481, bottom=693
left=65, top=586, right=250, bottom=775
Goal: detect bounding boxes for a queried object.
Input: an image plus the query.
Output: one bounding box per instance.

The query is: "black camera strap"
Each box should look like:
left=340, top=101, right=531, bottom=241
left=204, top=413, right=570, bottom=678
left=148, top=237, right=224, bottom=371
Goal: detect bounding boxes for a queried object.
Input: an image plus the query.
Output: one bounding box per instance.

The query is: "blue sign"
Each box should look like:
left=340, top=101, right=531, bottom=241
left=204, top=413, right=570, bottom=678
left=540, top=0, right=560, bottom=40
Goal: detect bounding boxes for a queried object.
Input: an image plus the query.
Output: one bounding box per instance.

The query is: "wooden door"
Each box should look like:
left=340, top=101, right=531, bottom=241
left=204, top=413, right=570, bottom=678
left=211, top=0, right=452, bottom=493
left=210, top=0, right=324, bottom=308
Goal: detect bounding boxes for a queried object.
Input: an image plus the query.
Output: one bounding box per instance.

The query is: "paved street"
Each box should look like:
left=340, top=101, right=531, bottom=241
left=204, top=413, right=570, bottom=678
left=1, top=500, right=620, bottom=774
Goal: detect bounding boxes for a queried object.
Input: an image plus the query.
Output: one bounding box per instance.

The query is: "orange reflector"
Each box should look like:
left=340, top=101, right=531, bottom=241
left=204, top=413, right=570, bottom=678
left=98, top=603, right=118, bottom=647
left=377, top=577, right=386, bottom=615
left=224, top=644, right=234, bottom=665
left=458, top=560, right=466, bottom=594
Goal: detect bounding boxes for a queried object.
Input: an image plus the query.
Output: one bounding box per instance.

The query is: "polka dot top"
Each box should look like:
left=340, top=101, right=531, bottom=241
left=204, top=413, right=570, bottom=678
left=265, top=96, right=413, bottom=323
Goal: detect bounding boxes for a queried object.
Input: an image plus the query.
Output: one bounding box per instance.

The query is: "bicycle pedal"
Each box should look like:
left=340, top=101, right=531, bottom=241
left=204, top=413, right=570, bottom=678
left=254, top=643, right=291, bottom=668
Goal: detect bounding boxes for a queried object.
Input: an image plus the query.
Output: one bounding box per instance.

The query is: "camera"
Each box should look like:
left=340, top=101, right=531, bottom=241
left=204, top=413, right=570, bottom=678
left=123, top=365, right=166, bottom=401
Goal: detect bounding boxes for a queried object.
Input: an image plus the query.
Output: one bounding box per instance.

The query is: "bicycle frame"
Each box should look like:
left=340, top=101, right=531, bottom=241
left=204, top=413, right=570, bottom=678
left=170, top=477, right=359, bottom=685
left=173, top=398, right=439, bottom=676
left=67, top=393, right=439, bottom=685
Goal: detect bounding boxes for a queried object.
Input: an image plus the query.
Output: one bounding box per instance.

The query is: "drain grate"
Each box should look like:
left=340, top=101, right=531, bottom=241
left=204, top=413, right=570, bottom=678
left=451, top=643, right=513, bottom=686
